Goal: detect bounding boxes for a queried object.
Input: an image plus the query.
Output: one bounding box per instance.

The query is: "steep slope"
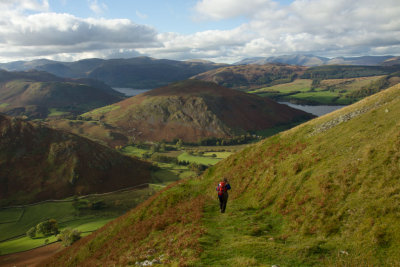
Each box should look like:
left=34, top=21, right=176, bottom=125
left=82, top=80, right=313, bottom=142
left=44, top=84, right=400, bottom=266
left=192, top=64, right=306, bottom=89
left=0, top=114, right=151, bottom=207
left=0, top=70, right=124, bottom=119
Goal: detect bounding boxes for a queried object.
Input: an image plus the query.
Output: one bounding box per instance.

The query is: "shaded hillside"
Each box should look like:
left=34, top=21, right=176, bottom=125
left=192, top=64, right=306, bottom=89
left=300, top=65, right=400, bottom=79
left=0, top=114, right=151, bottom=207
left=382, top=56, right=400, bottom=66
left=82, top=80, right=313, bottom=142
left=87, top=57, right=226, bottom=88
left=0, top=70, right=124, bottom=119
left=44, top=84, right=400, bottom=266
left=1, top=57, right=226, bottom=88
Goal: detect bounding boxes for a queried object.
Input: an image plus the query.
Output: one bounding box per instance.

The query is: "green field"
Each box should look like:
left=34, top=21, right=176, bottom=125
left=0, top=186, right=155, bottom=255
left=178, top=152, right=221, bottom=165
left=0, top=208, right=23, bottom=224
left=250, top=79, right=312, bottom=94
left=121, top=144, right=235, bottom=184
left=121, top=145, right=148, bottom=158
left=252, top=76, right=387, bottom=105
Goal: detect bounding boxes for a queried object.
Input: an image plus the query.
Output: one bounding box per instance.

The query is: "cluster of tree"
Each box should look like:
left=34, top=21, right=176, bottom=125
left=189, top=162, right=208, bottom=174
left=26, top=219, right=82, bottom=247
left=150, top=154, right=178, bottom=164
left=189, top=134, right=260, bottom=146
left=57, top=228, right=82, bottom=247
left=72, top=199, right=106, bottom=211
left=26, top=219, right=59, bottom=239
left=149, top=154, right=197, bottom=166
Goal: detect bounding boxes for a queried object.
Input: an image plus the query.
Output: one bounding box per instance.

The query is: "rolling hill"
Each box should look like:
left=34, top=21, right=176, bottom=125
left=0, top=114, right=151, bottom=207
left=192, top=64, right=307, bottom=89
left=0, top=70, right=124, bottom=119
left=82, top=79, right=314, bottom=142
left=0, top=57, right=226, bottom=88
left=43, top=83, right=400, bottom=266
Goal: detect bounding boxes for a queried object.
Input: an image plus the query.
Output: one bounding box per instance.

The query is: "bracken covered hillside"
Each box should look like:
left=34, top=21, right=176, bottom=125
left=83, top=79, right=313, bottom=142
left=192, top=63, right=306, bottom=89
left=43, top=83, right=400, bottom=266
left=0, top=114, right=151, bottom=207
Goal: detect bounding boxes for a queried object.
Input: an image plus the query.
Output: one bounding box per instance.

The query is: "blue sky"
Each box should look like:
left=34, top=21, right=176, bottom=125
left=0, top=0, right=399, bottom=63
left=49, top=0, right=249, bottom=34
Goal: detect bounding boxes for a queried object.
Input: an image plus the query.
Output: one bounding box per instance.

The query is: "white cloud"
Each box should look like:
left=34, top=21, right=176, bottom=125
left=1, top=0, right=400, bottom=63
left=136, top=10, right=148, bottom=19
left=194, top=0, right=275, bottom=20
left=88, top=0, right=107, bottom=15
left=0, top=3, right=160, bottom=62
left=167, top=0, right=400, bottom=61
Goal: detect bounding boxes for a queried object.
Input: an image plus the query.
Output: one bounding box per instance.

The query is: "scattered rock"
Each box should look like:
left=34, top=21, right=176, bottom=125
left=310, top=108, right=368, bottom=136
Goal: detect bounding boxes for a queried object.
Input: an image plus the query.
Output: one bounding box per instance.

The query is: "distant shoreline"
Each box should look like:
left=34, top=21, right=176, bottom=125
left=112, top=88, right=151, bottom=97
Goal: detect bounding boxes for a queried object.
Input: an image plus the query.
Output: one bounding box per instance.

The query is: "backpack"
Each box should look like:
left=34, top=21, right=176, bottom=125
left=218, top=181, right=227, bottom=195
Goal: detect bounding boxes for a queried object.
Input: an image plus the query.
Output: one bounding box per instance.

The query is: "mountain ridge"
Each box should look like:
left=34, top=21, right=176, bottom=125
left=0, top=57, right=227, bottom=88
left=234, top=54, right=397, bottom=66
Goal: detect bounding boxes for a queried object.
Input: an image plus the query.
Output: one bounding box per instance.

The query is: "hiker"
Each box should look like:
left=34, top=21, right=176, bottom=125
left=216, top=178, right=231, bottom=213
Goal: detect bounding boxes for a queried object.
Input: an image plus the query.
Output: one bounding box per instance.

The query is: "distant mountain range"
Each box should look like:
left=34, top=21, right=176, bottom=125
left=0, top=69, right=124, bottom=119
left=234, top=55, right=399, bottom=67
left=82, top=80, right=314, bottom=142
left=0, top=114, right=151, bottom=206
left=0, top=57, right=226, bottom=88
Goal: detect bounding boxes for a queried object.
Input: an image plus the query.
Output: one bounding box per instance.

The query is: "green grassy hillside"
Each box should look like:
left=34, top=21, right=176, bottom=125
left=43, top=84, right=400, bottom=266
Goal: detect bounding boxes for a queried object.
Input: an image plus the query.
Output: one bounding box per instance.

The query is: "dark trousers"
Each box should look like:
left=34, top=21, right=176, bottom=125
left=218, top=193, right=228, bottom=213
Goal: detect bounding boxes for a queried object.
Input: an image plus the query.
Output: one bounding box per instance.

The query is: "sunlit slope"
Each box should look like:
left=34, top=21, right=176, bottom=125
left=43, top=84, right=400, bottom=266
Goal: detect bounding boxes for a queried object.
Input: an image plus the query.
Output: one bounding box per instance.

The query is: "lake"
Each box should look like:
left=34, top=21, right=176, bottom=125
left=279, top=102, right=345, bottom=117
left=113, top=88, right=151, bottom=97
